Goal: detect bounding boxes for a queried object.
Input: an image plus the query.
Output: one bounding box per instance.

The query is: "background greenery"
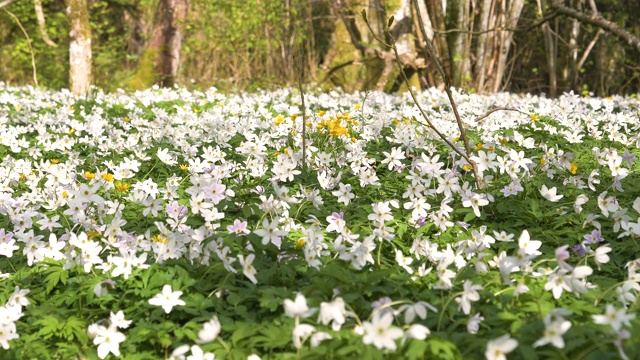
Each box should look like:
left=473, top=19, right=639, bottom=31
left=0, top=0, right=639, bottom=95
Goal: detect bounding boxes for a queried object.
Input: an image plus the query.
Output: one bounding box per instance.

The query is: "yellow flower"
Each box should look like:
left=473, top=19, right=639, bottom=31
left=290, top=113, right=298, bottom=121
left=85, top=171, right=96, bottom=180
left=317, top=110, right=326, bottom=117
left=50, top=159, right=59, bottom=164
left=453, top=137, right=460, bottom=143
left=102, top=173, right=114, bottom=182
left=274, top=115, right=285, bottom=126
left=351, top=137, right=357, bottom=143
left=530, top=114, right=539, bottom=122
left=86, top=230, right=101, bottom=240
left=569, top=162, right=578, bottom=174
left=193, top=108, right=199, bottom=113
left=499, top=138, right=508, bottom=144
left=61, top=191, right=68, bottom=198
left=115, top=181, right=130, bottom=192
left=151, top=234, right=168, bottom=244
left=354, top=103, right=361, bottom=110
left=462, top=164, right=472, bottom=171
left=540, top=158, right=546, bottom=166
left=180, top=164, right=189, bottom=171
left=306, top=122, right=312, bottom=127
left=487, top=146, right=495, bottom=151
left=475, top=143, right=484, bottom=151
left=68, top=128, right=75, bottom=135
left=123, top=116, right=130, bottom=122
left=329, top=126, right=347, bottom=136
left=296, top=238, right=306, bottom=249
left=393, top=119, right=399, bottom=125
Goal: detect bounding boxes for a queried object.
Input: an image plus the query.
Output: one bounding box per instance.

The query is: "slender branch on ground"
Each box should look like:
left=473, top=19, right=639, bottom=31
left=474, top=107, right=528, bottom=122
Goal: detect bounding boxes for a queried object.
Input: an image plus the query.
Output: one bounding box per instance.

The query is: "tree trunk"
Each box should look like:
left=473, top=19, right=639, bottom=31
left=65, top=0, right=92, bottom=95
left=426, top=0, right=452, bottom=80
left=537, top=0, right=557, bottom=97
left=474, top=0, right=493, bottom=93
left=491, top=0, right=524, bottom=93
left=130, top=0, right=188, bottom=89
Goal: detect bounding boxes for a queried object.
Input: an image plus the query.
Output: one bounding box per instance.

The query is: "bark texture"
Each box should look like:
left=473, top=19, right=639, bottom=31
left=65, top=0, right=92, bottom=95
left=131, top=0, right=188, bottom=88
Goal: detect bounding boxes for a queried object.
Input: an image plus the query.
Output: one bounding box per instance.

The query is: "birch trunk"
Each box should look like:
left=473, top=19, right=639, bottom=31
left=65, top=0, right=92, bottom=95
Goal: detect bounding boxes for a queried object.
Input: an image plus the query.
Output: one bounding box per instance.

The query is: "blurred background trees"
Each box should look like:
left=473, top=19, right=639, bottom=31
left=0, top=0, right=639, bottom=96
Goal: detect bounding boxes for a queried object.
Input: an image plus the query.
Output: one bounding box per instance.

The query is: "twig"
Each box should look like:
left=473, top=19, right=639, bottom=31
left=295, top=51, right=307, bottom=172
left=361, top=11, right=475, bottom=183
left=474, top=107, right=528, bottom=122
left=3, top=8, right=38, bottom=87
left=577, top=28, right=604, bottom=71
left=432, top=10, right=560, bottom=35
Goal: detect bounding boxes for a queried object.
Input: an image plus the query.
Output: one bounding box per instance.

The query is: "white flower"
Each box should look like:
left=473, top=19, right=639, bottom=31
left=197, top=315, right=221, bottom=344
left=310, top=331, right=332, bottom=347
left=467, top=313, right=484, bottom=334
left=109, top=310, right=132, bottom=329
left=455, top=281, right=483, bottom=315
left=593, top=244, right=612, bottom=268
left=362, top=311, right=404, bottom=351
left=332, top=182, right=355, bottom=205
left=540, top=184, right=563, bottom=202
left=93, top=325, right=126, bottom=359
left=292, top=323, right=315, bottom=349
left=186, top=345, right=215, bottom=360
left=238, top=253, right=258, bottom=284
left=485, top=334, right=518, bottom=360
left=318, top=297, right=349, bottom=331
left=592, top=304, right=636, bottom=331
left=284, top=293, right=316, bottom=319
left=533, top=318, right=571, bottom=348
left=148, top=285, right=186, bottom=314
left=157, top=148, right=177, bottom=165
left=518, top=230, right=541, bottom=256
left=405, top=324, right=430, bottom=340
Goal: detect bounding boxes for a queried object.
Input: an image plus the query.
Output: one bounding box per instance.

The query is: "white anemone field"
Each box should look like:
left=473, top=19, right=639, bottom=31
left=0, top=84, right=639, bottom=359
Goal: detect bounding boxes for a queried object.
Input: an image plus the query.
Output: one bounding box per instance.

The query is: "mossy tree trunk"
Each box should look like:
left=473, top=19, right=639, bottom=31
left=65, top=0, right=92, bottom=95
left=130, top=0, right=188, bottom=89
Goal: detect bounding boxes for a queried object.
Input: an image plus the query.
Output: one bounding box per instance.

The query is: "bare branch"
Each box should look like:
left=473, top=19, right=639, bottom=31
left=550, top=0, right=640, bottom=52
left=474, top=107, right=528, bottom=123
left=2, top=8, right=38, bottom=87
left=0, top=0, right=15, bottom=9
left=34, top=0, right=57, bottom=47
left=432, top=11, right=560, bottom=35
left=577, top=28, right=604, bottom=71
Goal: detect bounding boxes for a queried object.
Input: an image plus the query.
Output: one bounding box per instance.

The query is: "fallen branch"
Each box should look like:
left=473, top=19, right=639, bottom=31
left=474, top=107, right=528, bottom=123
